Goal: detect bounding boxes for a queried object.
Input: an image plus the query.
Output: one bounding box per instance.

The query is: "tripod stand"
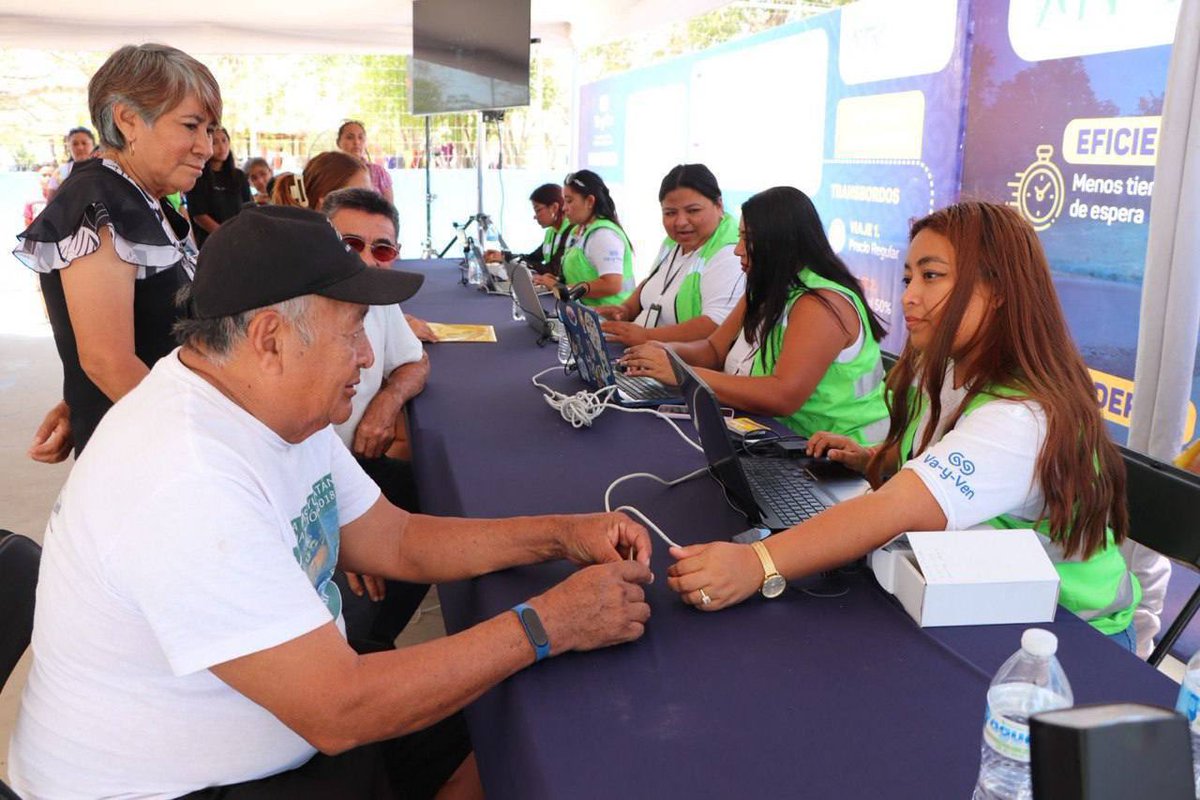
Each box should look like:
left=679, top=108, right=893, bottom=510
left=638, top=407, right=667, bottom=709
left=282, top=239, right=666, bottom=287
left=438, top=213, right=512, bottom=287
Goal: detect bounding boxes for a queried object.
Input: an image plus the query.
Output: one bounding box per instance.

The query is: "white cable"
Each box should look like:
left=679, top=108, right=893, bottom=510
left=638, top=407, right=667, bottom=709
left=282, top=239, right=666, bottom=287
left=529, top=367, right=704, bottom=451
left=603, top=467, right=709, bottom=549
left=605, top=404, right=704, bottom=453
left=615, top=506, right=680, bottom=549
left=530, top=366, right=620, bottom=428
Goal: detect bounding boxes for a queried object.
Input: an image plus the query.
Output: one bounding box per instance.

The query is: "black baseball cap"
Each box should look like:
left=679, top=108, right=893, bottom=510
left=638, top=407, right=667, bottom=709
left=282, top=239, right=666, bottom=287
left=190, top=205, right=424, bottom=319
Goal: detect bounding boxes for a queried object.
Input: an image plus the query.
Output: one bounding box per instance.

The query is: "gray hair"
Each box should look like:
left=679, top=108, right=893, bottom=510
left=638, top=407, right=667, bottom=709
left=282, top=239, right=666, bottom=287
left=173, top=284, right=313, bottom=365
left=321, top=187, right=400, bottom=237
left=90, top=43, right=223, bottom=150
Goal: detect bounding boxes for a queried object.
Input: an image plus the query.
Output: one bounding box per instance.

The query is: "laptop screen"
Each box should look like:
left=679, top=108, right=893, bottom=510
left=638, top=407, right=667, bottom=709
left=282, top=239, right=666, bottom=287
left=665, top=350, right=760, bottom=517
left=508, top=263, right=551, bottom=336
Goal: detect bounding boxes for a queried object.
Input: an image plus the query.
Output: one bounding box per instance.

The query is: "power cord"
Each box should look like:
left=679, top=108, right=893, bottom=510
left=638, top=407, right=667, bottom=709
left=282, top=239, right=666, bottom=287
left=529, top=367, right=704, bottom=453
left=603, top=467, right=709, bottom=549
left=530, top=366, right=620, bottom=428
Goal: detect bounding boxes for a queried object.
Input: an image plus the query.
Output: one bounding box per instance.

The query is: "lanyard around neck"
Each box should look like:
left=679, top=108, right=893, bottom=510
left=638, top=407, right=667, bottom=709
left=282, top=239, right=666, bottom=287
left=648, top=245, right=687, bottom=299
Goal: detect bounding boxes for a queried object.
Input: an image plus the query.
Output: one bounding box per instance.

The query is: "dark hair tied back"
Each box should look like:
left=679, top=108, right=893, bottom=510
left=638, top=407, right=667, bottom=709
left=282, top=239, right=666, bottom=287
left=658, top=163, right=721, bottom=203
left=565, top=169, right=622, bottom=229
left=529, top=183, right=563, bottom=207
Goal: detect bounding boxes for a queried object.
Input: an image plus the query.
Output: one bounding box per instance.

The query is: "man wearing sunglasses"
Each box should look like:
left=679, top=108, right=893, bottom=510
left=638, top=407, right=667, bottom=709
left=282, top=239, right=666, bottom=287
left=322, top=188, right=431, bottom=649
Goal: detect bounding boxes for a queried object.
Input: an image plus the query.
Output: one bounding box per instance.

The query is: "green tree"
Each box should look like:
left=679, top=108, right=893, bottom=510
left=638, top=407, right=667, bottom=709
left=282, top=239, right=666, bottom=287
left=579, top=0, right=856, bottom=83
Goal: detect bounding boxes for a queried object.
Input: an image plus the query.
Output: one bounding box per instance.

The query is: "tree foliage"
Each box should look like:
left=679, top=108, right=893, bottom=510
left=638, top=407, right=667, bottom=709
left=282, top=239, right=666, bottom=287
left=579, top=0, right=856, bottom=82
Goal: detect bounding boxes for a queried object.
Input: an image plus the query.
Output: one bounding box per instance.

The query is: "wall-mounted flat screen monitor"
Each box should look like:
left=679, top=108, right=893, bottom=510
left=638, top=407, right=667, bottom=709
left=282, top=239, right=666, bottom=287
left=411, top=0, right=531, bottom=115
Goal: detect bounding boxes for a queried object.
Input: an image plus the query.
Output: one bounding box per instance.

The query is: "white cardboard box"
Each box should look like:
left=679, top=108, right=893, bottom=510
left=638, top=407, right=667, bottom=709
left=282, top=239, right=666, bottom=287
left=868, top=529, right=1061, bottom=627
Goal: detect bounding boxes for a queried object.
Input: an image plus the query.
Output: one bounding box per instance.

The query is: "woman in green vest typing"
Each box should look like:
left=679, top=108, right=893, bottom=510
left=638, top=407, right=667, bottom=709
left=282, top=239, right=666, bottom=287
left=598, top=164, right=745, bottom=347
left=533, top=169, right=635, bottom=306
left=486, top=183, right=571, bottom=277
left=621, top=186, right=889, bottom=446
left=662, top=201, right=1139, bottom=649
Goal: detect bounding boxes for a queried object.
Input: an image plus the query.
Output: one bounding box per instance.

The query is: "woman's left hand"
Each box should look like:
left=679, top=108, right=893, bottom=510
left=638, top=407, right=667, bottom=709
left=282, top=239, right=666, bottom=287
left=531, top=273, right=558, bottom=289
left=666, top=542, right=763, bottom=611
left=618, top=343, right=676, bottom=384
left=29, top=400, right=73, bottom=464
left=601, top=320, right=649, bottom=346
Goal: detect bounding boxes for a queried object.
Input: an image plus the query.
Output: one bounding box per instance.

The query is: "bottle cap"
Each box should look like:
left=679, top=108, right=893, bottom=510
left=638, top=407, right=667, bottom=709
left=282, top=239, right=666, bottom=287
left=1021, top=628, right=1058, bottom=657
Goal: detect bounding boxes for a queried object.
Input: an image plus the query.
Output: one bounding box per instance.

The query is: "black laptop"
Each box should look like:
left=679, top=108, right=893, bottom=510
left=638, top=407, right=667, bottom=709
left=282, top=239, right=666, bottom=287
left=559, top=301, right=684, bottom=408
left=666, top=351, right=837, bottom=530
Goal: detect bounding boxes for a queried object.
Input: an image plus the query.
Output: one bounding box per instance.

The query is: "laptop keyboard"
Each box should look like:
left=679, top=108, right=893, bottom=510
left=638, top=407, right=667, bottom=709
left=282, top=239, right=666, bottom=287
left=615, top=372, right=679, bottom=402
left=741, top=458, right=832, bottom=526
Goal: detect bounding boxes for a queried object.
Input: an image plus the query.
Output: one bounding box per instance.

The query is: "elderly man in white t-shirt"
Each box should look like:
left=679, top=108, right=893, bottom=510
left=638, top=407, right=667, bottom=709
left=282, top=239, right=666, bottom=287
left=8, top=206, right=653, bottom=799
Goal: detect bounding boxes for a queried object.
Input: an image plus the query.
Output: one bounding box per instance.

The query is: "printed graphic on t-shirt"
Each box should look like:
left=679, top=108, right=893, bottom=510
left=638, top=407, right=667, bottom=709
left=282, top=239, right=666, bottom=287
left=290, top=474, right=342, bottom=620
left=917, top=450, right=977, bottom=500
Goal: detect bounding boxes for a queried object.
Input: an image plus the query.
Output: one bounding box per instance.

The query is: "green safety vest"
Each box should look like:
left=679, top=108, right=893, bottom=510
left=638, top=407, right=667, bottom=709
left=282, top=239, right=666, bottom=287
left=655, top=213, right=740, bottom=324
left=541, top=218, right=571, bottom=265
left=749, top=269, right=888, bottom=445
left=898, top=385, right=1140, bottom=635
left=561, top=218, right=635, bottom=307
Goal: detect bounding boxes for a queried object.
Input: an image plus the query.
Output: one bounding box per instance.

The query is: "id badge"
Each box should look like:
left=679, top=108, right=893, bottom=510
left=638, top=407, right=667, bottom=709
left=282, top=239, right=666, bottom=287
left=645, top=303, right=663, bottom=329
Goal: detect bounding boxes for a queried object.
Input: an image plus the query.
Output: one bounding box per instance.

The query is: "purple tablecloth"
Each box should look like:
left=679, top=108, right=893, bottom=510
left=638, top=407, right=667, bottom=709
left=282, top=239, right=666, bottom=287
left=400, top=259, right=1179, bottom=799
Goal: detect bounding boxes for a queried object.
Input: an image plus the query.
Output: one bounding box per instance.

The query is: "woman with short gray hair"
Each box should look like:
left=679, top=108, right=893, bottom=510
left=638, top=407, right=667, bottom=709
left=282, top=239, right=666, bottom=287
left=14, top=42, right=222, bottom=458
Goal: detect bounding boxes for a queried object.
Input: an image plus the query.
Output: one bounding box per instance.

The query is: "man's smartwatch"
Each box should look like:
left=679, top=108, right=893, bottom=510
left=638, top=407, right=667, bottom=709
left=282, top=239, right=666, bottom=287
left=751, top=541, right=786, bottom=599
left=512, top=603, right=551, bottom=661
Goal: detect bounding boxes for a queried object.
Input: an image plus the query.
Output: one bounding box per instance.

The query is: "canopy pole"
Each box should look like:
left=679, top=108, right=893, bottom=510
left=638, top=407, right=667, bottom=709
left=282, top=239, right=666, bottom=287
left=421, top=116, right=434, bottom=259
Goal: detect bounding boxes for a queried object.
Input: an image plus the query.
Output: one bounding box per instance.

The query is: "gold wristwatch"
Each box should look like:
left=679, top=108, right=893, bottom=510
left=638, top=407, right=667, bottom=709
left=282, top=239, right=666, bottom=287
left=751, top=540, right=786, bottom=598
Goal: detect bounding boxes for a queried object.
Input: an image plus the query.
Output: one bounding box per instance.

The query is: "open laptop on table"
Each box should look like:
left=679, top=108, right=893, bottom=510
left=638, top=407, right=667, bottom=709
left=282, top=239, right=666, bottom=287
left=484, top=255, right=554, bottom=297
left=509, top=262, right=559, bottom=344
left=480, top=257, right=512, bottom=295
left=666, top=350, right=836, bottom=530
left=559, top=300, right=684, bottom=408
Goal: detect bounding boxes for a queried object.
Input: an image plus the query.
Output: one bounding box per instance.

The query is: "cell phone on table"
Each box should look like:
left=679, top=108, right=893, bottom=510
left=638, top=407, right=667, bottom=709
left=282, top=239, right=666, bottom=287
left=657, top=404, right=733, bottom=420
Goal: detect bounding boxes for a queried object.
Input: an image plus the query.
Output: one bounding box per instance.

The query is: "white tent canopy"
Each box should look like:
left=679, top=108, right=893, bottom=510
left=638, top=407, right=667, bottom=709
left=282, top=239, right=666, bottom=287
left=0, top=0, right=732, bottom=53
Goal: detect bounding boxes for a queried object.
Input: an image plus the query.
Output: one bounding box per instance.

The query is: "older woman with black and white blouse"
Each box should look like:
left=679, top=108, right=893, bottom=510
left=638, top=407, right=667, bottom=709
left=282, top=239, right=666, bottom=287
left=15, top=43, right=221, bottom=458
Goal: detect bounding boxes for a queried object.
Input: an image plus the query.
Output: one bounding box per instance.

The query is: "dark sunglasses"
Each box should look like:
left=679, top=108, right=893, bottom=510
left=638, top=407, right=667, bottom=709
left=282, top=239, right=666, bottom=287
left=341, top=234, right=399, bottom=263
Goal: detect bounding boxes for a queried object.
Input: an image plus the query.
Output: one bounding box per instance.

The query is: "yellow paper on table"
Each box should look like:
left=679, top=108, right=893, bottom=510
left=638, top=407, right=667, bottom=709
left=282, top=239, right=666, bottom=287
left=726, top=417, right=770, bottom=435
left=426, top=323, right=497, bottom=343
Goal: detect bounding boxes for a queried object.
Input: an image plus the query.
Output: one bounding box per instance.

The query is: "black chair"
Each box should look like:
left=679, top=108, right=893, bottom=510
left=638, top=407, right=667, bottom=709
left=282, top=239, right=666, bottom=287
left=0, top=529, right=40, bottom=692
left=1118, top=447, right=1200, bottom=666
left=1, top=529, right=40, bottom=799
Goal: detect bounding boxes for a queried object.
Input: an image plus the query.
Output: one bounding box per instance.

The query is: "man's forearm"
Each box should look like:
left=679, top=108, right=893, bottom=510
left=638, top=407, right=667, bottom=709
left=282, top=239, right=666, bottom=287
left=326, top=611, right=537, bottom=750
left=391, top=512, right=571, bottom=582
left=380, top=354, right=429, bottom=406
left=213, top=611, right=541, bottom=756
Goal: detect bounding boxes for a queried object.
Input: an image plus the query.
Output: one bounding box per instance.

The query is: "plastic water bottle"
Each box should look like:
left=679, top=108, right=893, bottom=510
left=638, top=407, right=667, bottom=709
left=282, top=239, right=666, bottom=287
left=972, top=629, right=1073, bottom=800
left=554, top=319, right=573, bottom=366
left=466, top=248, right=483, bottom=286
left=1173, top=650, right=1200, bottom=796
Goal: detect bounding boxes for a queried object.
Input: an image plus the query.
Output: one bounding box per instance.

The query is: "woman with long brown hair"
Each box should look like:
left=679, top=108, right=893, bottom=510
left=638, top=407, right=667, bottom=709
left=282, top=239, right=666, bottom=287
left=665, top=201, right=1139, bottom=647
